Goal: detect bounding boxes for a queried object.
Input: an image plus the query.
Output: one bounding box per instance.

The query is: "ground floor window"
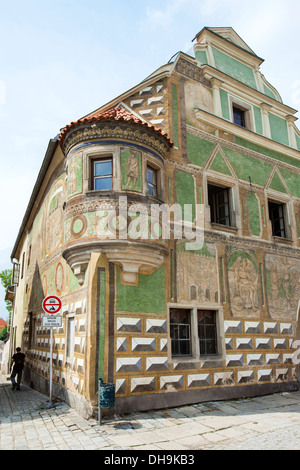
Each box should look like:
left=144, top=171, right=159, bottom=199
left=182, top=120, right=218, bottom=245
left=198, top=310, right=217, bottom=355
left=170, top=308, right=191, bottom=356
left=169, top=306, right=223, bottom=361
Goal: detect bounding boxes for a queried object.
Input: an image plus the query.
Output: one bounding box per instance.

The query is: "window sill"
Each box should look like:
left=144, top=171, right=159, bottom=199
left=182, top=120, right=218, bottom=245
left=86, top=189, right=115, bottom=198
left=170, top=355, right=223, bottom=364
left=272, top=236, right=294, bottom=245
left=210, top=223, right=238, bottom=234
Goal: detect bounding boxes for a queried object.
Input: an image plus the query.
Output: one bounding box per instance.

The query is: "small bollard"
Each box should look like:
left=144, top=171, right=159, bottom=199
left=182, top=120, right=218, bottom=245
left=98, top=378, right=115, bottom=425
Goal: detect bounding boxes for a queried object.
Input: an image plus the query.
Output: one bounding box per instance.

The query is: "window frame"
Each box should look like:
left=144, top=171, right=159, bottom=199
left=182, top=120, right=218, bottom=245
left=267, top=197, right=292, bottom=240
left=233, top=106, right=246, bottom=128
left=228, top=96, right=254, bottom=131
left=207, top=181, right=237, bottom=230
left=168, top=304, right=225, bottom=363
left=146, top=165, right=158, bottom=197
left=66, top=315, right=75, bottom=360
left=91, top=157, right=113, bottom=191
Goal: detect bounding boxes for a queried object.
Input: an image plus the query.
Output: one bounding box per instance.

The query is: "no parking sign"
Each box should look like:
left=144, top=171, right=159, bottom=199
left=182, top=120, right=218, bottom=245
left=42, top=295, right=62, bottom=315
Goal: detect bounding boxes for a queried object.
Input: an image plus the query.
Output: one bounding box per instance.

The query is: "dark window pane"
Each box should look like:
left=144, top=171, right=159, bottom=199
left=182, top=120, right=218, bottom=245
left=233, top=107, right=245, bottom=127
left=268, top=200, right=286, bottom=238
left=147, top=167, right=157, bottom=196
left=170, top=309, right=191, bottom=357
left=198, top=310, right=217, bottom=356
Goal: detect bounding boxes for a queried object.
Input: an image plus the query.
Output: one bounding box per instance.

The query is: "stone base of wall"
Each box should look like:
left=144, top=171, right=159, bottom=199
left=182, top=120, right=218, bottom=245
left=23, top=367, right=94, bottom=420
left=115, top=381, right=299, bottom=414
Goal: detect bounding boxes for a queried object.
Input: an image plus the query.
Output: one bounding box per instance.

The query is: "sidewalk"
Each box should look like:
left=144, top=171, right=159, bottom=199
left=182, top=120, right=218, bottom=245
left=1, top=373, right=300, bottom=450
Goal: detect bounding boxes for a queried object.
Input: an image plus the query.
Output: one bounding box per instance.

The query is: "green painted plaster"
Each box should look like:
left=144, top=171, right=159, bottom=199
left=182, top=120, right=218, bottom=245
left=235, top=136, right=300, bottom=169
left=195, top=50, right=208, bottom=65
left=212, top=47, right=257, bottom=89
left=176, top=171, right=195, bottom=221
left=278, top=168, right=300, bottom=198
left=187, top=133, right=215, bottom=166
left=223, top=147, right=272, bottom=186
left=209, top=151, right=232, bottom=176
left=172, top=84, right=179, bottom=148
left=228, top=249, right=258, bottom=273
left=269, top=171, right=288, bottom=194
left=247, top=192, right=261, bottom=237
left=269, top=113, right=289, bottom=147
left=263, top=83, right=277, bottom=101
left=116, top=265, right=165, bottom=314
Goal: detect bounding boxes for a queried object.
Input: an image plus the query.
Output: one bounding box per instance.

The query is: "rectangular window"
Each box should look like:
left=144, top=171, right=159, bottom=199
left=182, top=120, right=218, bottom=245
left=170, top=308, right=191, bottom=356
left=268, top=200, right=286, bottom=238
left=208, top=183, right=231, bottom=226
left=233, top=106, right=246, bottom=128
left=147, top=166, right=157, bottom=197
left=67, top=317, right=75, bottom=358
left=27, top=244, right=32, bottom=267
left=92, top=158, right=113, bottom=190
left=21, top=252, right=25, bottom=279
left=198, top=310, right=217, bottom=356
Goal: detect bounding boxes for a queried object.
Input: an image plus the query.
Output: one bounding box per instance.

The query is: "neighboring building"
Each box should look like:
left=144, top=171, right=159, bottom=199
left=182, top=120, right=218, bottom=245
left=0, top=319, right=7, bottom=332
left=8, top=27, right=300, bottom=418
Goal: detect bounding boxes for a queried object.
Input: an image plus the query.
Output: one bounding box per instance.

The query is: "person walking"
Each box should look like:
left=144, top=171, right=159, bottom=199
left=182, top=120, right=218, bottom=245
left=10, top=347, right=26, bottom=390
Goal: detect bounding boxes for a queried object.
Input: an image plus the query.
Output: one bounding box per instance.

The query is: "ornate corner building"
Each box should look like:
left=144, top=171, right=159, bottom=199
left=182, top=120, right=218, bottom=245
left=8, top=27, right=300, bottom=418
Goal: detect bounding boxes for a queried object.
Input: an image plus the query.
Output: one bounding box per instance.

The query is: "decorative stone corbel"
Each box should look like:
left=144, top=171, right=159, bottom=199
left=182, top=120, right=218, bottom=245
left=62, top=241, right=168, bottom=286
left=62, top=247, right=91, bottom=286
left=104, top=244, right=167, bottom=284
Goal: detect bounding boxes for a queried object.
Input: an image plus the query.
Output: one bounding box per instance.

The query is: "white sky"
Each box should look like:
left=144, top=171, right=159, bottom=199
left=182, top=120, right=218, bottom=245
left=0, top=0, right=300, bottom=320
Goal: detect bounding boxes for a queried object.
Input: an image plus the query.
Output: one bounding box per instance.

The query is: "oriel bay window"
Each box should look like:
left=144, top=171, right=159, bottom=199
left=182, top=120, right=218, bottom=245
left=169, top=307, right=223, bottom=360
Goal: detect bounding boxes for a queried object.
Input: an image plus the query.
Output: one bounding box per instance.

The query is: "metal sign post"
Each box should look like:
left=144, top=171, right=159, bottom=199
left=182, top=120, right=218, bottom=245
left=42, top=296, right=62, bottom=408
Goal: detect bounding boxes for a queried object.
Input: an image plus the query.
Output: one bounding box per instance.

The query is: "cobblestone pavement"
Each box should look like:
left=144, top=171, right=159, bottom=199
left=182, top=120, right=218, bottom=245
left=1, top=373, right=300, bottom=451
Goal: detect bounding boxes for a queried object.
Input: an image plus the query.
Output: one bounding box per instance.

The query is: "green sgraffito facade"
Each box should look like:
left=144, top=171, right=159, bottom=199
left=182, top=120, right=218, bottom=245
left=116, top=265, right=165, bottom=315
left=121, top=148, right=142, bottom=192
left=209, top=151, right=232, bottom=176
left=223, top=147, right=272, bottom=186
left=186, top=133, right=215, bottom=166
left=269, top=113, right=289, bottom=147
left=68, top=155, right=83, bottom=198
left=269, top=171, right=288, bottom=194
left=212, top=47, right=257, bottom=90
left=247, top=192, right=261, bottom=237
left=176, top=171, right=195, bottom=222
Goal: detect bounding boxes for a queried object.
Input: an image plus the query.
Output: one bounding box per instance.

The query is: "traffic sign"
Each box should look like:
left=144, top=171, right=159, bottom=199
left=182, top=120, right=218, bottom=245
left=42, top=296, right=62, bottom=315
left=42, top=315, right=62, bottom=328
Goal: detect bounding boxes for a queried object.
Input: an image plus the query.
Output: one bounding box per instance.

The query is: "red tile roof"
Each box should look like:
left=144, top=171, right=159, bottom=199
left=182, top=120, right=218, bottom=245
left=0, top=319, right=7, bottom=329
left=59, top=106, right=173, bottom=147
